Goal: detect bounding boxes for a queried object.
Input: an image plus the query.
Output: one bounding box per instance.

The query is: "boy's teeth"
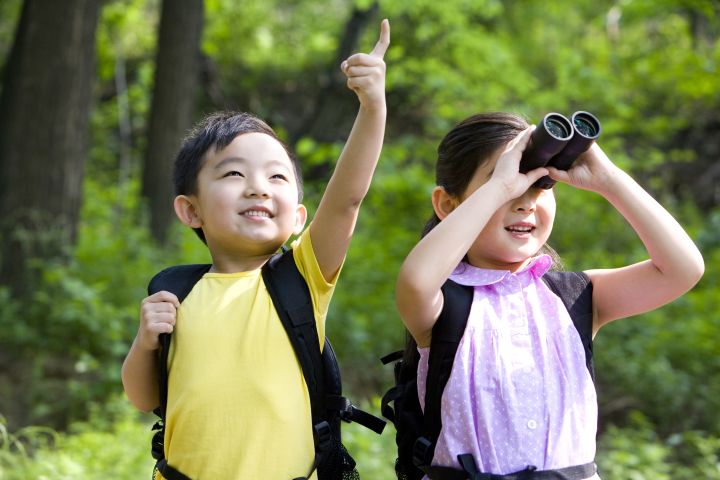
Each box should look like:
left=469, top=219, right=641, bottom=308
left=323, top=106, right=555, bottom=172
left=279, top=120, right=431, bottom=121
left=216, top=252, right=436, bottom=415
left=246, top=211, right=269, bottom=217
left=507, top=226, right=532, bottom=232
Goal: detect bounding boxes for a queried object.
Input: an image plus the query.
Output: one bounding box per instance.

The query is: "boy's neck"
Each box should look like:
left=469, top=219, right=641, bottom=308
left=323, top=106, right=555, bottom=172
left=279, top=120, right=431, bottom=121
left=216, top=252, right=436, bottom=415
left=208, top=252, right=275, bottom=274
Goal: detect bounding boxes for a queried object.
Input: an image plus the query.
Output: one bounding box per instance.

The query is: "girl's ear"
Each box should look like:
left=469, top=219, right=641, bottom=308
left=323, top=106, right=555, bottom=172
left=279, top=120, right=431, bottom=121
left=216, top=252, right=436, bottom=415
left=174, top=195, right=202, bottom=228
left=293, top=203, right=308, bottom=235
left=431, top=186, right=459, bottom=220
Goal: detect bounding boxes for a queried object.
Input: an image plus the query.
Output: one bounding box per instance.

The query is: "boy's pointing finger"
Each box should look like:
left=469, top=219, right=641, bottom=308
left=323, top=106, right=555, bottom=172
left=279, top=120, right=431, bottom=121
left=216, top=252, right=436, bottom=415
left=370, top=19, right=390, bottom=59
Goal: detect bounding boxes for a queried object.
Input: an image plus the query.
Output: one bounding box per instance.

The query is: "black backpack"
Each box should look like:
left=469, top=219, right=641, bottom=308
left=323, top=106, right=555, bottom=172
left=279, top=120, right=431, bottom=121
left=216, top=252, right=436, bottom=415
left=147, top=250, right=386, bottom=480
left=380, top=271, right=594, bottom=480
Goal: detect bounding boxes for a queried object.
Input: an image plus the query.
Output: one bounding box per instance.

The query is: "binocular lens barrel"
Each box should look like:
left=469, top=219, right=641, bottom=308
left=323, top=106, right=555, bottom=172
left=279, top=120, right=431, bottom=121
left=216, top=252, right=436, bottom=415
left=519, top=113, right=573, bottom=174
left=572, top=111, right=601, bottom=138
left=521, top=111, right=602, bottom=189
left=546, top=111, right=601, bottom=171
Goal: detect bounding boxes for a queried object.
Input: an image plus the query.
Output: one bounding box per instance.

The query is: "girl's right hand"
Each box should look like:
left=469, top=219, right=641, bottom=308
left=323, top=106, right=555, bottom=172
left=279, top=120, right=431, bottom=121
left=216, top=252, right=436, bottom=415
left=137, top=291, right=179, bottom=351
left=490, top=126, right=549, bottom=200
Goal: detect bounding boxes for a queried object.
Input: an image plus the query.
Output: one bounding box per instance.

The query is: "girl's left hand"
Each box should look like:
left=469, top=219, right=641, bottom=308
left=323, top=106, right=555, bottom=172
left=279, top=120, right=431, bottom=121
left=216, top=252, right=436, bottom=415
left=546, top=143, right=620, bottom=195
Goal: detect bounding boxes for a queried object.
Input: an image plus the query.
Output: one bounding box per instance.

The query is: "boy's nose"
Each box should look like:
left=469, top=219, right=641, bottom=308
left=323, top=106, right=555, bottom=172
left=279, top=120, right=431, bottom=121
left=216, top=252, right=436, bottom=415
left=244, top=179, right=270, bottom=198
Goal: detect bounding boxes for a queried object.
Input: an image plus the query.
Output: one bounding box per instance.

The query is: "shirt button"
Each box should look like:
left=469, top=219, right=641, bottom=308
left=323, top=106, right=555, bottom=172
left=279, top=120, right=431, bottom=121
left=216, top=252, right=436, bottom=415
left=527, top=420, right=537, bottom=429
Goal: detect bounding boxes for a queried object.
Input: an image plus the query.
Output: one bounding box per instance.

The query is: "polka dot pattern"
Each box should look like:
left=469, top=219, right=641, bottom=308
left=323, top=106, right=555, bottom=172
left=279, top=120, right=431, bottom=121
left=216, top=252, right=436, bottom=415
left=417, top=256, right=598, bottom=476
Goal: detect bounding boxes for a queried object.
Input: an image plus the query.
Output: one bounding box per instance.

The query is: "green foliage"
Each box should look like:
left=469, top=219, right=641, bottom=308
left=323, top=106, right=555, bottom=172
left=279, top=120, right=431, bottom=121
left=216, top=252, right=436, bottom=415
left=597, top=412, right=720, bottom=479
left=0, top=178, right=203, bottom=429
left=0, top=0, right=718, bottom=474
left=0, top=399, right=153, bottom=479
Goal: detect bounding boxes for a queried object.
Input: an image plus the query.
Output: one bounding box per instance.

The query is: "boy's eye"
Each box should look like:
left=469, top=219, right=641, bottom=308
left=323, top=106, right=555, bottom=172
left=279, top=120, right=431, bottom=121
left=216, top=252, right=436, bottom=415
left=270, top=173, right=288, bottom=181
left=224, top=170, right=243, bottom=178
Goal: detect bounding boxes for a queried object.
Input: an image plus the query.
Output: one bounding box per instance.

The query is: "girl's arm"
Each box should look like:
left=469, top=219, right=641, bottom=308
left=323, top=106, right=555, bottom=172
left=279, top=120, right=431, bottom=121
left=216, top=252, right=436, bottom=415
left=121, top=291, right=179, bottom=412
left=547, top=145, right=704, bottom=334
left=397, top=128, right=547, bottom=346
left=309, top=20, right=389, bottom=282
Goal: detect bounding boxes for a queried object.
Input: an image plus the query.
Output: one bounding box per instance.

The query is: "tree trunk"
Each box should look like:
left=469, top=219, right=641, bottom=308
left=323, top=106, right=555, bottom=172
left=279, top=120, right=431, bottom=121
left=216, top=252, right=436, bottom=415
left=0, top=0, right=100, bottom=295
left=141, top=0, right=204, bottom=244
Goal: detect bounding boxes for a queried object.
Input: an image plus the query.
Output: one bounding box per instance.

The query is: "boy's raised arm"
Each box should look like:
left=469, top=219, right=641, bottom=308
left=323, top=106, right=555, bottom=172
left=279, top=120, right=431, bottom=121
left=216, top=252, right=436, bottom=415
left=309, top=19, right=390, bottom=281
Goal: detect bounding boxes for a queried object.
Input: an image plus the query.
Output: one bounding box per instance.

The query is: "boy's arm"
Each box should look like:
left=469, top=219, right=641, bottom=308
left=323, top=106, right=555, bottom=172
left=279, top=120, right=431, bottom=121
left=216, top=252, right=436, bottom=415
left=547, top=144, right=705, bottom=334
left=309, top=19, right=389, bottom=281
left=121, top=291, right=179, bottom=412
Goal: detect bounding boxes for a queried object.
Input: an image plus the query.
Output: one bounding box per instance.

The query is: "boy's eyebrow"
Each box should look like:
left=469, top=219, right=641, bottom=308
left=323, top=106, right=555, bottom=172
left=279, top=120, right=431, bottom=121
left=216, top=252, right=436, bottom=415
left=213, top=156, right=290, bottom=171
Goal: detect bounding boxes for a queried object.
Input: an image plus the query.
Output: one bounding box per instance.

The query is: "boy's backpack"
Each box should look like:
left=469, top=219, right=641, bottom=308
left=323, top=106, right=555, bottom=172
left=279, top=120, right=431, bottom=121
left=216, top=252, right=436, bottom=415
left=147, top=250, right=386, bottom=480
left=380, top=271, right=594, bottom=480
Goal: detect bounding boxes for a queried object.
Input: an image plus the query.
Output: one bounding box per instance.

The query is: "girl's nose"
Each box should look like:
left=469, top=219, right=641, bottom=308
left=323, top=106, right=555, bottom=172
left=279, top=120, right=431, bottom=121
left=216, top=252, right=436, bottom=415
left=513, top=188, right=539, bottom=212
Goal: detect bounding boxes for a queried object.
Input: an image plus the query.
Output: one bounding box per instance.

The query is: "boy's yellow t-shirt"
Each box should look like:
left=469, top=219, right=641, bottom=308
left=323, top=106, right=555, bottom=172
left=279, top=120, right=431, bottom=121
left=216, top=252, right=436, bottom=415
left=159, top=229, right=337, bottom=479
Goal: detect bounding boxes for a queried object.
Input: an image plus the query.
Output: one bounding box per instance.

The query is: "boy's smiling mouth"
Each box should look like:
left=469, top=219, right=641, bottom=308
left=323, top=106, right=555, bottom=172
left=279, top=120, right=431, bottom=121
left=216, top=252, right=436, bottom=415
left=241, top=207, right=273, bottom=218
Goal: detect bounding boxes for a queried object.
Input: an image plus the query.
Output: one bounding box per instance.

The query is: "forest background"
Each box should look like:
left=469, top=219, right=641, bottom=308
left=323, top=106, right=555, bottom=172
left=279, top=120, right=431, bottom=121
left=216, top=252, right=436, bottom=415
left=0, top=0, right=718, bottom=478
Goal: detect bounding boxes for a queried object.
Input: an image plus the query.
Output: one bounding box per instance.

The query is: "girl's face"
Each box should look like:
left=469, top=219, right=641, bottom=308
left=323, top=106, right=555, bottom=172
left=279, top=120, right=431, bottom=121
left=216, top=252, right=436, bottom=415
left=460, top=152, right=556, bottom=271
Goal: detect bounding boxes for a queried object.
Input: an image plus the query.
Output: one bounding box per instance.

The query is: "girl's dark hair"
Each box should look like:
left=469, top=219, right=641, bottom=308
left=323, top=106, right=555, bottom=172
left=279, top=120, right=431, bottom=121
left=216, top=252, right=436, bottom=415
left=422, top=112, right=529, bottom=236
left=405, top=113, right=564, bottom=358
left=173, top=111, right=303, bottom=242
left=422, top=111, right=564, bottom=263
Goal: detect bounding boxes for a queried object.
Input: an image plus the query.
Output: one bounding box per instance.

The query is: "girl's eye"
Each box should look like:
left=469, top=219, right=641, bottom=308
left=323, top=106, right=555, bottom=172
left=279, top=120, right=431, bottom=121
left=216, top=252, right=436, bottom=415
left=224, top=171, right=243, bottom=178
left=270, top=173, right=288, bottom=181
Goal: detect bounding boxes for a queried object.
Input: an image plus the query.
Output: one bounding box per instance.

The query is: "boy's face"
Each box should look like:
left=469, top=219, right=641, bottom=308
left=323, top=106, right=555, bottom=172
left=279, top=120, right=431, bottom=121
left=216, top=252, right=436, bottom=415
left=178, top=132, right=306, bottom=258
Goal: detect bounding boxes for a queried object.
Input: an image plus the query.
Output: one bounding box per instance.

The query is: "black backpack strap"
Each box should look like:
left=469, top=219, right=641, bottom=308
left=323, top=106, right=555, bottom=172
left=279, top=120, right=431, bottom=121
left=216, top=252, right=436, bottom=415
left=415, top=279, right=474, bottom=471
left=148, top=264, right=211, bottom=419
left=262, top=251, right=325, bottom=423
left=261, top=251, right=327, bottom=480
left=147, top=264, right=211, bottom=480
left=541, top=271, right=594, bottom=379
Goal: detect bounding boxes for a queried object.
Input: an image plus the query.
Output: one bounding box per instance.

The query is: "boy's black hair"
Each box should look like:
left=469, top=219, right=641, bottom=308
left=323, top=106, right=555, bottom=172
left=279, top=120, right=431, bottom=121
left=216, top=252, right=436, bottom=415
left=173, top=111, right=304, bottom=243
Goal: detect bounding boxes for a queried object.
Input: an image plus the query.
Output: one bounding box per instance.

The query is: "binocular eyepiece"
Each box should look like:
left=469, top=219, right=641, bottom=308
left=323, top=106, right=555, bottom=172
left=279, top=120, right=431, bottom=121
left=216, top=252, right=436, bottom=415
left=520, top=111, right=601, bottom=189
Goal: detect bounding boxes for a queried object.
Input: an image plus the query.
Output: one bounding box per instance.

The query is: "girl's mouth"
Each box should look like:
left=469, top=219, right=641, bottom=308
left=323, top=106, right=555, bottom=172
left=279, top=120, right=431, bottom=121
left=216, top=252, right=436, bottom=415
left=505, top=223, right=535, bottom=234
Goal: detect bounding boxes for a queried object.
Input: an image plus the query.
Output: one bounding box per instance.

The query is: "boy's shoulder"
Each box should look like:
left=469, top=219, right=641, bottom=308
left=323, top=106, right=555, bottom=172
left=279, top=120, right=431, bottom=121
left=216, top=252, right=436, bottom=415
left=147, top=264, right=212, bottom=300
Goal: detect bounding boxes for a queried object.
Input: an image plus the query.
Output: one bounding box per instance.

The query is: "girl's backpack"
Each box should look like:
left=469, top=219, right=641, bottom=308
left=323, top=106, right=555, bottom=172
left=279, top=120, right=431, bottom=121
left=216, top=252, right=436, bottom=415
left=380, top=271, right=594, bottom=480
left=147, top=250, right=386, bottom=480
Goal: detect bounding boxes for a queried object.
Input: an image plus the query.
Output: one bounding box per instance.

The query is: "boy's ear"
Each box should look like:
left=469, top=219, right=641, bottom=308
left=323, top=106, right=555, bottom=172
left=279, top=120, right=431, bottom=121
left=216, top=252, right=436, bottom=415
left=174, top=195, right=203, bottom=228
left=293, top=204, right=308, bottom=235
left=431, top=186, right=459, bottom=220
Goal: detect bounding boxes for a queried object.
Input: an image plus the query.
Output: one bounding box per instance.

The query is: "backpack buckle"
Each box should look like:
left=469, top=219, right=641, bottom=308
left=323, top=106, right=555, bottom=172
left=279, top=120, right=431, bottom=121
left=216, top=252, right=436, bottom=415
left=412, top=436, right=433, bottom=467
left=337, top=397, right=354, bottom=422
left=313, top=421, right=333, bottom=453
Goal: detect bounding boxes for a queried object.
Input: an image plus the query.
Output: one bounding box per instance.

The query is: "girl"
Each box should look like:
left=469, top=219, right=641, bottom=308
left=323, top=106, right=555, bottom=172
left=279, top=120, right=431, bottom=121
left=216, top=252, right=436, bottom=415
left=395, top=113, right=704, bottom=479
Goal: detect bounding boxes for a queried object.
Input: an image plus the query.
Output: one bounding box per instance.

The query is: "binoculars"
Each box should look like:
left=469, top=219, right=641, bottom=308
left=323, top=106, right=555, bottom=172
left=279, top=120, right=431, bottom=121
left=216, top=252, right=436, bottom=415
left=520, top=111, right=601, bottom=189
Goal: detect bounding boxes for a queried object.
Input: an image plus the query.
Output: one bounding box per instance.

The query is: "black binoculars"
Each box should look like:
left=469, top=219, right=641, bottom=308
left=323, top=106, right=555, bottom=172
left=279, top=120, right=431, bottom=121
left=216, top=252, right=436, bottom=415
left=519, top=111, right=601, bottom=189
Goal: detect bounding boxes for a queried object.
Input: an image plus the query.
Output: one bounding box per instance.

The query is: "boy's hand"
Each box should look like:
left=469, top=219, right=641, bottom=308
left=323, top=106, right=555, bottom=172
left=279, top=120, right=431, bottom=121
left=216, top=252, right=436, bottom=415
left=137, top=291, right=180, bottom=351
left=341, top=19, right=390, bottom=109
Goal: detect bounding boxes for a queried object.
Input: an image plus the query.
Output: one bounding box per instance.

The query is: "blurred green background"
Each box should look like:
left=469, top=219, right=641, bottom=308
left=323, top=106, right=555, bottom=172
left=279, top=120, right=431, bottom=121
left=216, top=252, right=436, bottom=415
left=0, top=0, right=718, bottom=478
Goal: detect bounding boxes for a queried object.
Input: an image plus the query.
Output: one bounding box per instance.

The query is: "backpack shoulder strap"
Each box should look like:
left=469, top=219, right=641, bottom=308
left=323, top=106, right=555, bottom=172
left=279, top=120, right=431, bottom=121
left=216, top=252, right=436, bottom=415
left=542, top=270, right=595, bottom=378
left=261, top=251, right=325, bottom=425
left=148, top=264, right=212, bottom=419
left=417, top=279, right=474, bottom=467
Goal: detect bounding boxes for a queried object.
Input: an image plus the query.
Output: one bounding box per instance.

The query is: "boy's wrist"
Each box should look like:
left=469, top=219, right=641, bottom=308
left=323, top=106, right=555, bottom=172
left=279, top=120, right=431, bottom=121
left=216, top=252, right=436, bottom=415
left=358, top=100, right=386, bottom=115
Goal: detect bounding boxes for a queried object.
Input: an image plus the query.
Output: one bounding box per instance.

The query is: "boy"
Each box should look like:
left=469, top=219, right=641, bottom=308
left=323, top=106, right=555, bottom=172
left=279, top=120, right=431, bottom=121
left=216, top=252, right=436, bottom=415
left=121, top=20, right=390, bottom=479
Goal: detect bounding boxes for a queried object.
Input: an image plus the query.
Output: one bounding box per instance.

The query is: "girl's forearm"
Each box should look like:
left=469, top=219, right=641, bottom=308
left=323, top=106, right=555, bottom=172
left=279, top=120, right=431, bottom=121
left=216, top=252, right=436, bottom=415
left=601, top=167, right=704, bottom=284
left=398, top=180, right=508, bottom=295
